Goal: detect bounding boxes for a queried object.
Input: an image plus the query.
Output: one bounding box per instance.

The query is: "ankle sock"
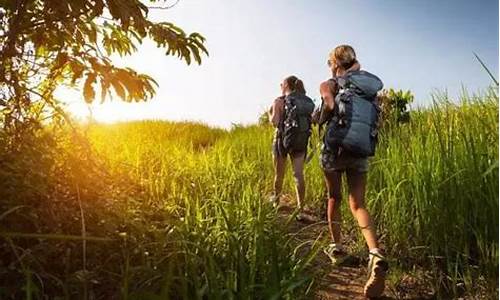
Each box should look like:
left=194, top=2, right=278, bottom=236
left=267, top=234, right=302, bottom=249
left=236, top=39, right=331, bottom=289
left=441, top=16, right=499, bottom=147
left=369, top=248, right=382, bottom=257
left=330, top=243, right=344, bottom=252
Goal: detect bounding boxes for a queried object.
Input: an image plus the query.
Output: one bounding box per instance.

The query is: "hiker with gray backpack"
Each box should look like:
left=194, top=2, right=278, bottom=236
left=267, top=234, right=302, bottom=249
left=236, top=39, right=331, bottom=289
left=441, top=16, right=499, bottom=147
left=317, top=45, right=389, bottom=298
left=268, top=75, right=315, bottom=221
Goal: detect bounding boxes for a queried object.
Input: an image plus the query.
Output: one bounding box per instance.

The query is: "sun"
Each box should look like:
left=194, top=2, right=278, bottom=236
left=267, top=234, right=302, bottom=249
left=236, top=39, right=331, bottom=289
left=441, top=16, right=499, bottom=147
left=58, top=87, right=150, bottom=123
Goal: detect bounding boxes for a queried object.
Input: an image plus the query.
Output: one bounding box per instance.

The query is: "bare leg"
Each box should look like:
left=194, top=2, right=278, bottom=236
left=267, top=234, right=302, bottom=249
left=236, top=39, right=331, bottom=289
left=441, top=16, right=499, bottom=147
left=290, top=153, right=305, bottom=210
left=346, top=170, right=378, bottom=250
left=273, top=154, right=286, bottom=199
left=324, top=171, right=343, bottom=244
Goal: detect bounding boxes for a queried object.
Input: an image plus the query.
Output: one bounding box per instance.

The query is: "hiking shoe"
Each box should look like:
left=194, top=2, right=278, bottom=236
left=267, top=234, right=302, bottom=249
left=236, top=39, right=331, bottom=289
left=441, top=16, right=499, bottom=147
left=269, top=195, right=280, bottom=208
left=364, top=252, right=389, bottom=298
left=295, top=211, right=308, bottom=222
left=324, top=243, right=348, bottom=264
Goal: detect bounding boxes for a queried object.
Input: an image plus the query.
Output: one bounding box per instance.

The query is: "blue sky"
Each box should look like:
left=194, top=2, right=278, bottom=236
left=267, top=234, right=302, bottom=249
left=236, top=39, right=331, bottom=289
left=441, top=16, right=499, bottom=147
left=65, top=0, right=499, bottom=127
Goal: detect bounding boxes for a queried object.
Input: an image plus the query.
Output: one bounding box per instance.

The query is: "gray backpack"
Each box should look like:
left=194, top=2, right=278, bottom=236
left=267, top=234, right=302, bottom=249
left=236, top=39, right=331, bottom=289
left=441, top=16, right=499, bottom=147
left=324, top=70, right=383, bottom=157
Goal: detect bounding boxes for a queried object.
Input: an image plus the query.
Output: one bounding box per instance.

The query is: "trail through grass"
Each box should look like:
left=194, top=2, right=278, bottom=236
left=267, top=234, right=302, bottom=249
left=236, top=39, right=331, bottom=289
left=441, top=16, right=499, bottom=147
left=0, top=90, right=497, bottom=299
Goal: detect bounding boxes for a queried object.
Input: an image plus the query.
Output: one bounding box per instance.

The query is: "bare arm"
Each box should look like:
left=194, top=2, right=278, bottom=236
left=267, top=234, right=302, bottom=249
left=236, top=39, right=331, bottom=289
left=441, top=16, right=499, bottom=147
left=321, top=79, right=337, bottom=109
left=269, top=96, right=284, bottom=127
left=318, top=63, right=359, bottom=120
left=315, top=80, right=337, bottom=125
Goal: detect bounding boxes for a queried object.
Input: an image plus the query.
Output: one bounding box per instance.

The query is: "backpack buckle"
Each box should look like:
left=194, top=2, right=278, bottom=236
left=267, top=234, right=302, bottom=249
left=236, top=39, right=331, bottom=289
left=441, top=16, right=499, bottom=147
left=336, top=77, right=347, bottom=88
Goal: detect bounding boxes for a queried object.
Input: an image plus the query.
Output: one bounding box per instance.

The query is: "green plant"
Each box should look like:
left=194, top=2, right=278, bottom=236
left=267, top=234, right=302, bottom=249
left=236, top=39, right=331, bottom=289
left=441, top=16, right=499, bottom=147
left=0, top=88, right=497, bottom=298
left=0, top=0, right=208, bottom=135
left=378, top=88, right=414, bottom=128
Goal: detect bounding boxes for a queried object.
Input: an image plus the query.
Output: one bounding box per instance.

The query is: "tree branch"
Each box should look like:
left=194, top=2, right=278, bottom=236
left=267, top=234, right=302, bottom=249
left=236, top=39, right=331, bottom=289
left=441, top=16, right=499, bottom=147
left=147, top=0, right=180, bottom=10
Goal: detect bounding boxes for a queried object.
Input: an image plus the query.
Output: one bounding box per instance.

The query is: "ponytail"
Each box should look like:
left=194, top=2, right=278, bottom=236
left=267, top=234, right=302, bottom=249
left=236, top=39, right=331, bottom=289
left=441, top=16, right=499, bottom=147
left=284, top=75, right=306, bottom=95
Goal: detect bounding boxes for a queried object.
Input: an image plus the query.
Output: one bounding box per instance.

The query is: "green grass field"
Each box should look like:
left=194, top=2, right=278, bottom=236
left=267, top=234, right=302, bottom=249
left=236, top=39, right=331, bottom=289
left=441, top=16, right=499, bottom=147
left=0, top=89, right=498, bottom=299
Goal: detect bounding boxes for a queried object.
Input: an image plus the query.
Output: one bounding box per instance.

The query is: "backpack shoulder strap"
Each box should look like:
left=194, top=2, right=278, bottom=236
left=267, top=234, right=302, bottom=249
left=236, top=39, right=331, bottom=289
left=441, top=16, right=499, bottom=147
left=327, top=77, right=338, bottom=89
left=336, top=76, right=351, bottom=90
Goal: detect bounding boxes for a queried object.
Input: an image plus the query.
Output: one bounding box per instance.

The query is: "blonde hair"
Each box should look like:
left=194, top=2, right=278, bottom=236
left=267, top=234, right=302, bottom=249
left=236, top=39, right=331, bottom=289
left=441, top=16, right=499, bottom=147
left=329, top=45, right=357, bottom=69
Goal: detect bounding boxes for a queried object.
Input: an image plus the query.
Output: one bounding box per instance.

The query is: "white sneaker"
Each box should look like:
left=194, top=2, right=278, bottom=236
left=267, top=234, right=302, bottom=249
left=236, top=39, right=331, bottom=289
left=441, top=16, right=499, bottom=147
left=269, top=195, right=280, bottom=208
left=364, top=251, right=389, bottom=298
left=324, top=243, right=346, bottom=263
left=295, top=211, right=309, bottom=222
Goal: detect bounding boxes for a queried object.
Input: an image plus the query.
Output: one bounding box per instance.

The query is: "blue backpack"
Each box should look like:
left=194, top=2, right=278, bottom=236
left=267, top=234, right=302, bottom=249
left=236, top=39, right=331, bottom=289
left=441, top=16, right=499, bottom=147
left=324, top=70, right=383, bottom=157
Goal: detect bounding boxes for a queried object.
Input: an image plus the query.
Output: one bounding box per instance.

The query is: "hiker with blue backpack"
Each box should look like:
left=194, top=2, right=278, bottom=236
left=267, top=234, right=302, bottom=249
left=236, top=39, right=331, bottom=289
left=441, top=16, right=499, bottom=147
left=317, top=45, right=389, bottom=298
left=268, top=75, right=315, bottom=221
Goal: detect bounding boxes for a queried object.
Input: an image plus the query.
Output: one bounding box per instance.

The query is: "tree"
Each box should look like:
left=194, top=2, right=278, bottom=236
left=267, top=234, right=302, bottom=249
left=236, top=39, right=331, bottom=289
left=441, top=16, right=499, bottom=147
left=258, top=110, right=270, bottom=127
left=0, top=0, right=208, bottom=133
left=377, top=88, right=413, bottom=128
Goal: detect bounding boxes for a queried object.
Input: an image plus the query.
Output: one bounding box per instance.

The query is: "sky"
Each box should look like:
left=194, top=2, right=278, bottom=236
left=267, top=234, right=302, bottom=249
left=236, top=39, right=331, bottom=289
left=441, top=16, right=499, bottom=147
left=63, top=0, right=499, bottom=128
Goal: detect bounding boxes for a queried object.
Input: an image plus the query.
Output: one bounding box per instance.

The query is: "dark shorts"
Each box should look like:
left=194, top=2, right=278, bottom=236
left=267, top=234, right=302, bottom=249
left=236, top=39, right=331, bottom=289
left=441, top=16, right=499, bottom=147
left=320, top=145, right=369, bottom=174
left=272, top=135, right=306, bottom=158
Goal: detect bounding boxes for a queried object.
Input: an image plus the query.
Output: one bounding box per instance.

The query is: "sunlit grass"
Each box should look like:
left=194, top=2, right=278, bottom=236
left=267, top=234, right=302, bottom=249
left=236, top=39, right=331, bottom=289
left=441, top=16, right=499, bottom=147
left=0, top=88, right=497, bottom=298
left=86, top=87, right=497, bottom=297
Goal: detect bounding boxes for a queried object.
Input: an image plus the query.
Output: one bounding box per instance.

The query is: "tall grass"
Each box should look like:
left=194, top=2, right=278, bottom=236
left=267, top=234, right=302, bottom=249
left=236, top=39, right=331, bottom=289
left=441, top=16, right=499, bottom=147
left=86, top=121, right=312, bottom=299
left=298, top=88, right=498, bottom=296
left=0, top=88, right=497, bottom=298
left=368, top=88, right=498, bottom=294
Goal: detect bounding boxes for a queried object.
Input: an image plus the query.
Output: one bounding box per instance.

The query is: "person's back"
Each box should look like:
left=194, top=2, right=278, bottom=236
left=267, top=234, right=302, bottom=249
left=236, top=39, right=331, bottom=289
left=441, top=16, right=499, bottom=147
left=281, top=91, right=315, bottom=155
left=269, top=76, right=314, bottom=220
left=319, top=45, right=388, bottom=298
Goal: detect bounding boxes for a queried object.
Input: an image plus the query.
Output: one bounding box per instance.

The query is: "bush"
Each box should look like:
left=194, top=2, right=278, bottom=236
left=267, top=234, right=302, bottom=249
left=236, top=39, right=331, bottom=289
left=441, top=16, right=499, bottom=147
left=378, top=88, right=414, bottom=128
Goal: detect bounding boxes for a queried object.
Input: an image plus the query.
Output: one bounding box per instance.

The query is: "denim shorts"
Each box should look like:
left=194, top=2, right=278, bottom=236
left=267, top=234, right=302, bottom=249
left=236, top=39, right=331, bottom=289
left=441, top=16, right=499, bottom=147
left=320, top=146, right=369, bottom=173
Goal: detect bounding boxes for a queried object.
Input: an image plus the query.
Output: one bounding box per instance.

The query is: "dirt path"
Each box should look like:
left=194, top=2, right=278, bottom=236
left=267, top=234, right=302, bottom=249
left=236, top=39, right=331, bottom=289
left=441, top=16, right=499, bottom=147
left=276, top=196, right=395, bottom=300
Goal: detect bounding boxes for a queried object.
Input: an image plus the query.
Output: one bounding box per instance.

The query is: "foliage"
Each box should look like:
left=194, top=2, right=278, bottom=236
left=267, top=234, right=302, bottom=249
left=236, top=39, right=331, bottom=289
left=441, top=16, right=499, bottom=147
left=0, top=121, right=314, bottom=299
left=378, top=88, right=414, bottom=128
left=0, top=90, right=497, bottom=298
left=258, top=110, right=271, bottom=127
left=0, top=0, right=208, bottom=134
left=369, top=88, right=498, bottom=297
